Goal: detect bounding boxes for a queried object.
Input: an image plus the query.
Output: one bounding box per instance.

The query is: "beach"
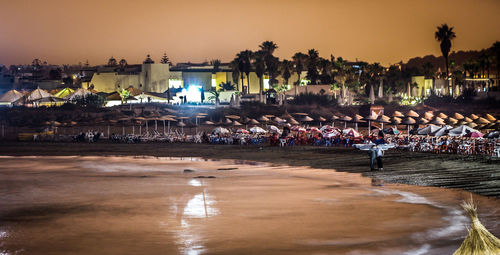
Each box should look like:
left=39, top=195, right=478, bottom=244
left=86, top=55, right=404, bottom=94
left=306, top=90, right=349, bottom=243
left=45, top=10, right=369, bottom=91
left=0, top=142, right=499, bottom=198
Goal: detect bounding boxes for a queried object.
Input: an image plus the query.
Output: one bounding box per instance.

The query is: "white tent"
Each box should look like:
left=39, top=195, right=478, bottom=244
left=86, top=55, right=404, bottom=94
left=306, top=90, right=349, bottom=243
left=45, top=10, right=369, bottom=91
left=267, top=125, right=282, bottom=134
left=0, top=90, right=24, bottom=105
left=448, top=125, right=480, bottom=137
left=417, top=124, right=440, bottom=135
left=431, top=125, right=453, bottom=136
left=249, top=126, right=267, bottom=134
left=212, top=126, right=229, bottom=134
left=26, top=88, right=52, bottom=101
left=342, top=128, right=362, bottom=138
left=65, top=88, right=93, bottom=100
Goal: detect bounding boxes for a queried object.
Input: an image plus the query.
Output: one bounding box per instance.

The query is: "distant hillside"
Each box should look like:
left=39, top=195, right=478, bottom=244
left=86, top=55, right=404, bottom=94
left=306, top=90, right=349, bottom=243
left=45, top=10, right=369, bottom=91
left=404, top=49, right=492, bottom=71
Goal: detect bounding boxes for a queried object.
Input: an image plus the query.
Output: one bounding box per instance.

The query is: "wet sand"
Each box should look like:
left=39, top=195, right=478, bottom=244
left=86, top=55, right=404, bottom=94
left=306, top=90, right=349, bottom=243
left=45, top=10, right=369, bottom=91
left=0, top=142, right=499, bottom=197
left=0, top=156, right=499, bottom=255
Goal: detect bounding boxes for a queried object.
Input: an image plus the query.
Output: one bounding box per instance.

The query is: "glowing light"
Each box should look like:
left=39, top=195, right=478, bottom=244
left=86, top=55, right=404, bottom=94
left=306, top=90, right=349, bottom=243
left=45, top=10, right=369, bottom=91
left=182, top=85, right=202, bottom=102
left=211, top=78, right=216, bottom=87
left=169, top=79, right=183, bottom=88
left=263, top=79, right=270, bottom=89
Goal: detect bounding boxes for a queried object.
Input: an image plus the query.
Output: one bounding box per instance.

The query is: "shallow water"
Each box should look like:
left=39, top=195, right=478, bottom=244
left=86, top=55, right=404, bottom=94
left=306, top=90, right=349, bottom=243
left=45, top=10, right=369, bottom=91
left=0, top=156, right=499, bottom=255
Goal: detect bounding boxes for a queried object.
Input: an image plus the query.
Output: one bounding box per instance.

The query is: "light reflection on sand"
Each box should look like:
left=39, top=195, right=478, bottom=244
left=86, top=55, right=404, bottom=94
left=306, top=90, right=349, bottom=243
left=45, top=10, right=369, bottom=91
left=0, top=156, right=499, bottom=255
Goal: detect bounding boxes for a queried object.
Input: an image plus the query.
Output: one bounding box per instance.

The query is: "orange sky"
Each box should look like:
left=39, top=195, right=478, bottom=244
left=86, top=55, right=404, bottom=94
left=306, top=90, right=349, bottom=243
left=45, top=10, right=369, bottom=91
left=0, top=0, right=499, bottom=66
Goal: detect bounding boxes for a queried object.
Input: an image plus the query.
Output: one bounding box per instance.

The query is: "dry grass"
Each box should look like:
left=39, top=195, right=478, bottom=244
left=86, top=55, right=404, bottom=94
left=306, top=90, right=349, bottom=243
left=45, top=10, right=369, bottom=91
left=453, top=196, right=500, bottom=255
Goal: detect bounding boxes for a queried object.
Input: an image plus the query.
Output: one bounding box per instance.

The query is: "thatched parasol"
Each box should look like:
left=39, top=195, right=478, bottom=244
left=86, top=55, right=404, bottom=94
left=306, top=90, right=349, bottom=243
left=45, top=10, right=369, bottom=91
left=467, top=122, right=478, bottom=128
left=301, top=116, right=314, bottom=122
left=289, top=118, right=299, bottom=125
left=263, top=114, right=275, bottom=118
left=363, top=113, right=378, bottom=135
left=452, top=197, right=500, bottom=255
left=375, top=114, right=391, bottom=129
left=339, top=115, right=352, bottom=129
left=225, top=115, right=240, bottom=120
left=281, top=111, right=293, bottom=119
left=392, top=111, right=404, bottom=117
left=232, top=120, right=242, bottom=126
left=469, top=114, right=479, bottom=120
left=475, top=117, right=490, bottom=125
left=437, top=112, right=449, bottom=119
left=224, top=118, right=233, bottom=125
left=249, top=119, right=260, bottom=125
left=401, top=117, right=416, bottom=137
left=203, top=120, right=214, bottom=125
left=453, top=113, right=465, bottom=120
left=464, top=117, right=474, bottom=123
left=485, top=113, right=497, bottom=122
left=352, top=114, right=365, bottom=131
left=330, top=115, right=340, bottom=128
left=391, top=117, right=402, bottom=125
left=293, top=112, right=309, bottom=116
left=405, top=110, right=419, bottom=118
left=258, top=116, right=270, bottom=122
left=446, top=117, right=458, bottom=126
left=273, top=117, right=284, bottom=123
left=430, top=117, right=446, bottom=126
left=418, top=118, right=429, bottom=125
left=424, top=112, right=434, bottom=120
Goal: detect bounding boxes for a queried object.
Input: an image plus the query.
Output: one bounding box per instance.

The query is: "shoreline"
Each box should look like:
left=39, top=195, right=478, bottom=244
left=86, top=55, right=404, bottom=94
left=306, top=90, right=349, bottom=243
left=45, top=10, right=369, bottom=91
left=0, top=142, right=499, bottom=198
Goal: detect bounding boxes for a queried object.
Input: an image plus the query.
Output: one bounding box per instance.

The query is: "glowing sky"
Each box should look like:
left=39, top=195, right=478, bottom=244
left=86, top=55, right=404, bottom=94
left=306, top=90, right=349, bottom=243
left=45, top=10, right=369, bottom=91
left=0, top=0, right=499, bottom=66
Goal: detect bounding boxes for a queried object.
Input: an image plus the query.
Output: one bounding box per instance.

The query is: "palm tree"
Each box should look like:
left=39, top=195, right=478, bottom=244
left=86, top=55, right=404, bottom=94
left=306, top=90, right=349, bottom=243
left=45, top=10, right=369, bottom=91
left=259, top=41, right=280, bottom=86
left=237, top=50, right=253, bottom=94
left=253, top=52, right=266, bottom=103
left=230, top=59, right=241, bottom=91
left=211, top=59, right=221, bottom=74
left=208, top=90, right=220, bottom=107
left=259, top=41, right=278, bottom=55
left=306, top=49, right=320, bottom=85
left=281, top=60, right=293, bottom=86
left=435, top=24, right=456, bottom=94
left=292, top=52, right=306, bottom=96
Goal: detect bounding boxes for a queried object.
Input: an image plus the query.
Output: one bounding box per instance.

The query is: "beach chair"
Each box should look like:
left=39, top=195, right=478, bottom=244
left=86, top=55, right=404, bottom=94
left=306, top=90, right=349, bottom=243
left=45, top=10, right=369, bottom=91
left=279, top=138, right=287, bottom=147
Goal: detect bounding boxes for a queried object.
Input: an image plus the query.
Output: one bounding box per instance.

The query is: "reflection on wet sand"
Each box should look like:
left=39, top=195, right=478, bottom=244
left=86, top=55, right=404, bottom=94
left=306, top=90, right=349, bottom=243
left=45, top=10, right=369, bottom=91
left=0, top=156, right=498, bottom=255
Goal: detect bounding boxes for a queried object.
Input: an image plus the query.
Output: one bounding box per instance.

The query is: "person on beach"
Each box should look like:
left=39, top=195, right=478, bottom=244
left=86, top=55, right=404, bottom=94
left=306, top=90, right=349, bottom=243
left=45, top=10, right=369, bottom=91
left=374, top=134, right=386, bottom=171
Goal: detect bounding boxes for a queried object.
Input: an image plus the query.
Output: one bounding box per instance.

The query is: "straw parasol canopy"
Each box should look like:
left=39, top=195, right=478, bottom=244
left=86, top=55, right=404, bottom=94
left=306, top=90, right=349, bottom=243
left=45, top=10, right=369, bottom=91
left=430, top=117, right=446, bottom=126
left=293, top=112, right=309, bottom=116
left=318, top=116, right=327, bottom=122
left=452, top=198, right=500, bottom=255
left=258, top=116, right=270, bottom=122
left=437, top=112, right=448, bottom=119
left=391, top=117, right=402, bottom=125
left=446, top=117, right=458, bottom=125
left=289, top=118, right=299, bottom=125
left=339, top=115, right=352, bottom=122
left=363, top=112, right=379, bottom=121
left=405, top=110, right=419, bottom=118
left=331, top=115, right=340, bottom=121
left=263, top=114, right=275, bottom=118
left=418, top=118, right=429, bottom=125
left=249, top=119, right=260, bottom=125
left=225, top=115, right=240, bottom=120
left=177, top=122, right=186, bottom=127
left=464, top=117, right=474, bottom=123
left=401, top=117, right=416, bottom=125
left=457, top=120, right=469, bottom=126
left=375, top=115, right=391, bottom=123
left=453, top=113, right=465, bottom=120
left=203, top=120, right=214, bottom=125
left=467, top=122, right=478, bottom=128
left=224, top=119, right=233, bottom=125
left=469, top=114, right=479, bottom=120
left=232, top=120, right=242, bottom=126
left=485, top=113, right=496, bottom=122
left=301, top=116, right=314, bottom=122
left=352, top=114, right=365, bottom=123
left=475, top=117, right=490, bottom=125
left=392, top=111, right=404, bottom=117
left=280, top=112, right=293, bottom=119
left=273, top=117, right=283, bottom=123
left=424, top=112, right=434, bottom=120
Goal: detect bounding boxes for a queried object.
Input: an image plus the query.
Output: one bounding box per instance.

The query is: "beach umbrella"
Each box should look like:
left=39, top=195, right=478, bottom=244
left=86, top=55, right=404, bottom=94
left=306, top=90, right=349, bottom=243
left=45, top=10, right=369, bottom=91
left=223, top=118, right=233, bottom=126
left=280, top=111, right=293, bottom=119
left=405, top=110, right=419, bottom=118
left=485, top=113, right=496, bottom=122
left=456, top=120, right=469, bottom=126
left=177, top=121, right=186, bottom=133
left=339, top=115, right=352, bottom=129
left=288, top=118, right=299, bottom=125
left=317, top=116, right=326, bottom=126
left=469, top=114, right=479, bottom=120
left=424, top=112, right=434, bottom=120
left=293, top=112, right=308, bottom=116
left=203, top=120, right=214, bottom=125
left=273, top=117, right=284, bottom=123
left=330, top=115, right=340, bottom=128
left=453, top=113, right=465, bottom=120
left=418, top=118, right=429, bottom=125
left=446, top=117, right=458, bottom=126
left=352, top=114, right=365, bottom=131
left=263, top=114, right=275, bottom=118
left=301, top=116, right=314, bottom=122
left=236, top=128, right=249, bottom=134
left=390, top=117, right=402, bottom=125
left=375, top=115, right=391, bottom=130
left=232, top=120, right=242, bottom=126
left=430, top=117, right=446, bottom=126
left=225, top=115, right=240, bottom=120
left=475, top=117, right=490, bottom=125
left=268, top=125, right=282, bottom=134
left=401, top=117, right=416, bottom=137
left=258, top=116, right=270, bottom=122
left=392, top=111, right=404, bottom=118
left=417, top=124, right=440, bottom=135
left=342, top=128, right=362, bottom=138
left=363, top=112, right=378, bottom=135
left=453, top=198, right=500, bottom=255
left=248, top=119, right=260, bottom=125
left=464, top=117, right=474, bottom=123
left=467, top=122, right=478, bottom=128
left=437, top=112, right=449, bottom=119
